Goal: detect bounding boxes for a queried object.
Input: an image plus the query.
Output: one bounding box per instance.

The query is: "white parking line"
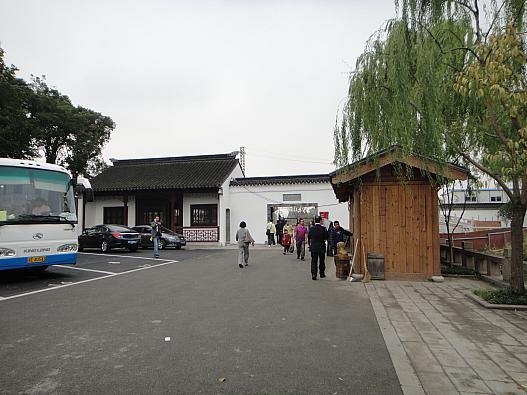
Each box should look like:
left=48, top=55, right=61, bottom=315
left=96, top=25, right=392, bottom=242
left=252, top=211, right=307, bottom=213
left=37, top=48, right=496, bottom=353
left=0, top=260, right=178, bottom=302
left=79, top=252, right=173, bottom=261
left=54, top=266, right=115, bottom=275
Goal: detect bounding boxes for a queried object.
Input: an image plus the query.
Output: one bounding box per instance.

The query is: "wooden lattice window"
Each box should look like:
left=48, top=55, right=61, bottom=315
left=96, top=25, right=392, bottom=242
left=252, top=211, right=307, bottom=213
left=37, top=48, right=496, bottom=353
left=190, top=204, right=218, bottom=226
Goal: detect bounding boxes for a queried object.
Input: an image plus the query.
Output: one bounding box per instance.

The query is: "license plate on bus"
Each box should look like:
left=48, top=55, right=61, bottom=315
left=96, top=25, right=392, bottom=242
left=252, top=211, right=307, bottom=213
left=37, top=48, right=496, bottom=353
left=28, top=256, right=46, bottom=263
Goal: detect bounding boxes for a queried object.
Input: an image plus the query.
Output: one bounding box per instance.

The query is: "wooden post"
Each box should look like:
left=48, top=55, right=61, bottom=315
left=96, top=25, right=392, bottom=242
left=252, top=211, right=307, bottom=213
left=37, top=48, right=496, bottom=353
left=502, top=248, right=511, bottom=282
left=461, top=242, right=467, bottom=267
left=123, top=195, right=128, bottom=226
left=466, top=254, right=475, bottom=270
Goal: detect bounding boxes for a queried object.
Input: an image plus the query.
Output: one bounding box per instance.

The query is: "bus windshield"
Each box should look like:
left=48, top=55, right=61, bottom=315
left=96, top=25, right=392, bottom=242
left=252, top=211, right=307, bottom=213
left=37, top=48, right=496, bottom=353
left=0, top=166, right=77, bottom=225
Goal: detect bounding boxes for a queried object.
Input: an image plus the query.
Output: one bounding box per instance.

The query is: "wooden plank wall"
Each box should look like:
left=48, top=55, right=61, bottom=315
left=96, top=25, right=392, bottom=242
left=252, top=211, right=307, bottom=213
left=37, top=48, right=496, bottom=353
left=351, top=182, right=439, bottom=279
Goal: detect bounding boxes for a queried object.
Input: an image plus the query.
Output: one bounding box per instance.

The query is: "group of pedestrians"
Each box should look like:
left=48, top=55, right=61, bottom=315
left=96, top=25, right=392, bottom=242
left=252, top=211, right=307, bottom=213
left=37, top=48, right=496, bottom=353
left=278, top=218, right=308, bottom=259
left=238, top=216, right=352, bottom=281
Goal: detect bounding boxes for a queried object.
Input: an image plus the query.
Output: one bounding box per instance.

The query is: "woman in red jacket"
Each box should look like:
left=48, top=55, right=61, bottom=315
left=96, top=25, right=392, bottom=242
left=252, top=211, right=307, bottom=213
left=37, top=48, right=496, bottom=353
left=282, top=229, right=292, bottom=255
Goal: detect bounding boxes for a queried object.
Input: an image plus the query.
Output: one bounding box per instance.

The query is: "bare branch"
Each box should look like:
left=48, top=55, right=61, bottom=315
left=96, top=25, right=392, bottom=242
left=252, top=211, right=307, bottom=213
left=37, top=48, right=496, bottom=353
left=458, top=150, right=514, bottom=200
left=449, top=46, right=482, bottom=62
left=484, top=1, right=506, bottom=40
left=487, top=100, right=513, bottom=150
left=452, top=179, right=469, bottom=233
left=449, top=0, right=476, bottom=14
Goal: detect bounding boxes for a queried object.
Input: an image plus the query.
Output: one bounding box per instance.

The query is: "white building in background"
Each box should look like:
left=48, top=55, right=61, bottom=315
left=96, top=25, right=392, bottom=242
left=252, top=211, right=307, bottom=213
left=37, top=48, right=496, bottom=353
left=229, top=175, right=349, bottom=244
left=438, top=177, right=527, bottom=232
left=82, top=152, right=349, bottom=245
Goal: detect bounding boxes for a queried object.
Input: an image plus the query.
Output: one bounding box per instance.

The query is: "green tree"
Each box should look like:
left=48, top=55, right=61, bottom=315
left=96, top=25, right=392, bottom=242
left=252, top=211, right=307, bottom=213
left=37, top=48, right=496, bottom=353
left=64, top=106, right=114, bottom=178
left=335, top=1, right=527, bottom=291
left=29, top=76, right=77, bottom=164
left=0, top=48, right=37, bottom=158
left=0, top=47, right=115, bottom=178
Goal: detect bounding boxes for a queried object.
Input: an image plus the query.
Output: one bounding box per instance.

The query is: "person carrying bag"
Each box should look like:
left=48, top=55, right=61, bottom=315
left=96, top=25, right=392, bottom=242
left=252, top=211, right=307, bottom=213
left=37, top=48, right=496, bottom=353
left=236, top=221, right=255, bottom=268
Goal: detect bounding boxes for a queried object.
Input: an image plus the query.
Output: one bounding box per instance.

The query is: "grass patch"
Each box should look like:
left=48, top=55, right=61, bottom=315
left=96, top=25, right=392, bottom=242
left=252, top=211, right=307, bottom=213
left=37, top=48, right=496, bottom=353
left=474, top=288, right=527, bottom=305
left=441, top=265, right=477, bottom=275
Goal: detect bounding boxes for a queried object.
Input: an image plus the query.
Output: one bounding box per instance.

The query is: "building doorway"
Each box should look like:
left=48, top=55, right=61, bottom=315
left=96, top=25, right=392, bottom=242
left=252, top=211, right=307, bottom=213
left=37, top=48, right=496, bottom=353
left=226, top=208, right=231, bottom=244
left=267, top=203, right=318, bottom=224
left=136, top=197, right=170, bottom=228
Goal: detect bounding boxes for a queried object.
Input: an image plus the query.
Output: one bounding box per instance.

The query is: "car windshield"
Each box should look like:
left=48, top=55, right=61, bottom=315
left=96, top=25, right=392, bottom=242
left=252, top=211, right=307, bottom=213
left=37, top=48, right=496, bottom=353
left=0, top=166, right=77, bottom=224
left=108, top=225, right=135, bottom=232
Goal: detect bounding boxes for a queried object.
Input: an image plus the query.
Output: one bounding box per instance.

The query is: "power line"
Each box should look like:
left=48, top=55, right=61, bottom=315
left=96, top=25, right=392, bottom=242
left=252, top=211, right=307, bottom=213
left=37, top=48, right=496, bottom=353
left=246, top=151, right=334, bottom=165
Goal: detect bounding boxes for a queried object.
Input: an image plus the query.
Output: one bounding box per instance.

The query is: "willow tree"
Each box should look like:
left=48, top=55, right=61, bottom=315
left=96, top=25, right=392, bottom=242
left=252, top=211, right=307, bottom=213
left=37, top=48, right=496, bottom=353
left=335, top=0, right=527, bottom=291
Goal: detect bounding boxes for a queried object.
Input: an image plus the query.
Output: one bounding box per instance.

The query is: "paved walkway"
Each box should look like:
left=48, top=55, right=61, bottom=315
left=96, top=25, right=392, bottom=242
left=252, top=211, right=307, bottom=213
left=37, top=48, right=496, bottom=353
left=366, top=278, right=527, bottom=395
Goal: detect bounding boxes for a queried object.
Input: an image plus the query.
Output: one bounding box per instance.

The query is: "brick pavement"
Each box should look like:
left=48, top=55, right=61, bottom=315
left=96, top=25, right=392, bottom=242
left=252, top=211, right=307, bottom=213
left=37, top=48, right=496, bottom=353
left=365, top=278, right=527, bottom=395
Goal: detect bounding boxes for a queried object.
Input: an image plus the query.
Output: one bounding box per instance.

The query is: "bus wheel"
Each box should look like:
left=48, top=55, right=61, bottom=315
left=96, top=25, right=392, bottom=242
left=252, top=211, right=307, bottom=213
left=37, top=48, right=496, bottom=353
left=101, top=240, right=110, bottom=253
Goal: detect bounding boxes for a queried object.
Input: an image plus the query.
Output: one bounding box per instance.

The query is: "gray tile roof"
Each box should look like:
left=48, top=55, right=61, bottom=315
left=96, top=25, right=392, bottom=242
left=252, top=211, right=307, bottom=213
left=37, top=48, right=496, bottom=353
left=91, top=153, right=239, bottom=192
left=230, top=174, right=329, bottom=186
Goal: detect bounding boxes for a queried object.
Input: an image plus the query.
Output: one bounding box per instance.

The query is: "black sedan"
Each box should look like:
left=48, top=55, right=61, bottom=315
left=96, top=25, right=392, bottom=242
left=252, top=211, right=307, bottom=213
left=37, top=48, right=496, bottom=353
left=132, top=225, right=186, bottom=250
left=78, top=224, right=141, bottom=252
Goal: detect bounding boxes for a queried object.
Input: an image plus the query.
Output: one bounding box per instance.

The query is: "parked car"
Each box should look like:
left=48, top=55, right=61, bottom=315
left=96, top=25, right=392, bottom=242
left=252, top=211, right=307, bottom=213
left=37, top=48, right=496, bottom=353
left=132, top=225, right=186, bottom=250
left=78, top=224, right=141, bottom=252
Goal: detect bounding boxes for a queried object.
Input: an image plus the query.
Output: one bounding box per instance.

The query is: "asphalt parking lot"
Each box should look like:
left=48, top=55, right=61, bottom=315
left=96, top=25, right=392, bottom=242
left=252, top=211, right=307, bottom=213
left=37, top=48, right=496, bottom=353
left=0, top=247, right=401, bottom=394
left=0, top=248, right=221, bottom=300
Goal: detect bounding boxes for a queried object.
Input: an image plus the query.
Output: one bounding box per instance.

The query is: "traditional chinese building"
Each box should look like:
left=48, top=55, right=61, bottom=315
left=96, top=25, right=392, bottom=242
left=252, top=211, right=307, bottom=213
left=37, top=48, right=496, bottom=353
left=82, top=152, right=349, bottom=245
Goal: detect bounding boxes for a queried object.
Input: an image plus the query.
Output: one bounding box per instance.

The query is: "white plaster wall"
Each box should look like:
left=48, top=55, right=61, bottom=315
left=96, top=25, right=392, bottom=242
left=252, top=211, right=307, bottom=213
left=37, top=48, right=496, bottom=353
left=229, top=182, right=349, bottom=245
left=182, top=193, right=219, bottom=227
left=217, top=165, right=244, bottom=245
left=84, top=195, right=136, bottom=228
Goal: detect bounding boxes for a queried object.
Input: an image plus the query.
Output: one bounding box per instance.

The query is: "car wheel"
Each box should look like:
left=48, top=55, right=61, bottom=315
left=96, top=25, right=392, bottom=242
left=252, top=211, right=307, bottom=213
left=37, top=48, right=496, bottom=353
left=101, top=240, right=110, bottom=253
left=175, top=245, right=182, bottom=250
left=129, top=245, right=138, bottom=252
left=159, top=239, right=166, bottom=250
left=78, top=245, right=84, bottom=252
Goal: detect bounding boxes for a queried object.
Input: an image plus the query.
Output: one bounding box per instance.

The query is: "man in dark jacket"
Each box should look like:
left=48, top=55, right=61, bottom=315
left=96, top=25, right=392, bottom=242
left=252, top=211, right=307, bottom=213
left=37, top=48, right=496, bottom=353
left=308, top=216, right=329, bottom=280
left=151, top=216, right=162, bottom=258
left=329, top=220, right=352, bottom=256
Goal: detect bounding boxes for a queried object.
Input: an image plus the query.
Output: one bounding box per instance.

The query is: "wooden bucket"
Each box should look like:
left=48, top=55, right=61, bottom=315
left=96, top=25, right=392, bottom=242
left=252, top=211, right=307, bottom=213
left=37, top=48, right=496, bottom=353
left=334, top=256, right=351, bottom=279
left=367, top=253, right=385, bottom=280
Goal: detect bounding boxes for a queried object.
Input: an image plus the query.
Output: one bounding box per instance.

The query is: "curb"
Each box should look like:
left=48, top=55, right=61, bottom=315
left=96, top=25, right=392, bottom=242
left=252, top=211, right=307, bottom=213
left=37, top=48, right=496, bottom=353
left=479, top=274, right=509, bottom=288
left=465, top=292, right=527, bottom=311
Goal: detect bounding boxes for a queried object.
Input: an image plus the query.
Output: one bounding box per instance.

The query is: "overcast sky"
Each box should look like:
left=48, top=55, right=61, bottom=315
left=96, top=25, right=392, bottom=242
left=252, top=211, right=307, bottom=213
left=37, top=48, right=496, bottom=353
left=1, top=0, right=396, bottom=176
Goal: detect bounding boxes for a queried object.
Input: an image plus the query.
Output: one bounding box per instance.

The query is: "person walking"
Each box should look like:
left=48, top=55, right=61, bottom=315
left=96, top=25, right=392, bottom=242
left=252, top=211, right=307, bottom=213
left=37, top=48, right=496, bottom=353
left=308, top=216, right=329, bottom=280
left=282, top=229, right=292, bottom=255
left=276, top=217, right=285, bottom=245
left=329, top=220, right=353, bottom=256
left=236, top=221, right=255, bottom=268
left=266, top=220, right=276, bottom=246
left=284, top=220, right=294, bottom=239
left=151, top=215, right=162, bottom=258
left=327, top=221, right=335, bottom=256
left=294, top=218, right=308, bottom=261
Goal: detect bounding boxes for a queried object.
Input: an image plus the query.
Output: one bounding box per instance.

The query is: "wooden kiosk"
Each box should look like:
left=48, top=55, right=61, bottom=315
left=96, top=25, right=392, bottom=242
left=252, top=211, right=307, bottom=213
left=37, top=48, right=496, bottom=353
left=330, top=147, right=468, bottom=281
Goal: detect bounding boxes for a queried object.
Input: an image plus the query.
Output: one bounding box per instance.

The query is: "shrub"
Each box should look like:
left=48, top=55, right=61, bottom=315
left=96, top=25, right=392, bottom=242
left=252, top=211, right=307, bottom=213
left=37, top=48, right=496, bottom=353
left=441, top=265, right=477, bottom=275
left=474, top=288, right=527, bottom=305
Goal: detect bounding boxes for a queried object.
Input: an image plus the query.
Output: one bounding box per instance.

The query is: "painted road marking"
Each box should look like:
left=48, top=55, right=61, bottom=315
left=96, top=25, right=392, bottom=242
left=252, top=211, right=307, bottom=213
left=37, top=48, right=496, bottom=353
left=54, top=266, right=115, bottom=275
left=79, top=252, right=173, bottom=261
left=0, top=260, right=178, bottom=302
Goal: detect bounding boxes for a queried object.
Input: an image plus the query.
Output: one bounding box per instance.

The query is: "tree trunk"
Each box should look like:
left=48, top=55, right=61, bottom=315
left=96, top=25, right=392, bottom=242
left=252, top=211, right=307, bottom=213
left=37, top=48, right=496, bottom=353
left=448, top=233, right=454, bottom=267
left=509, top=203, right=526, bottom=293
